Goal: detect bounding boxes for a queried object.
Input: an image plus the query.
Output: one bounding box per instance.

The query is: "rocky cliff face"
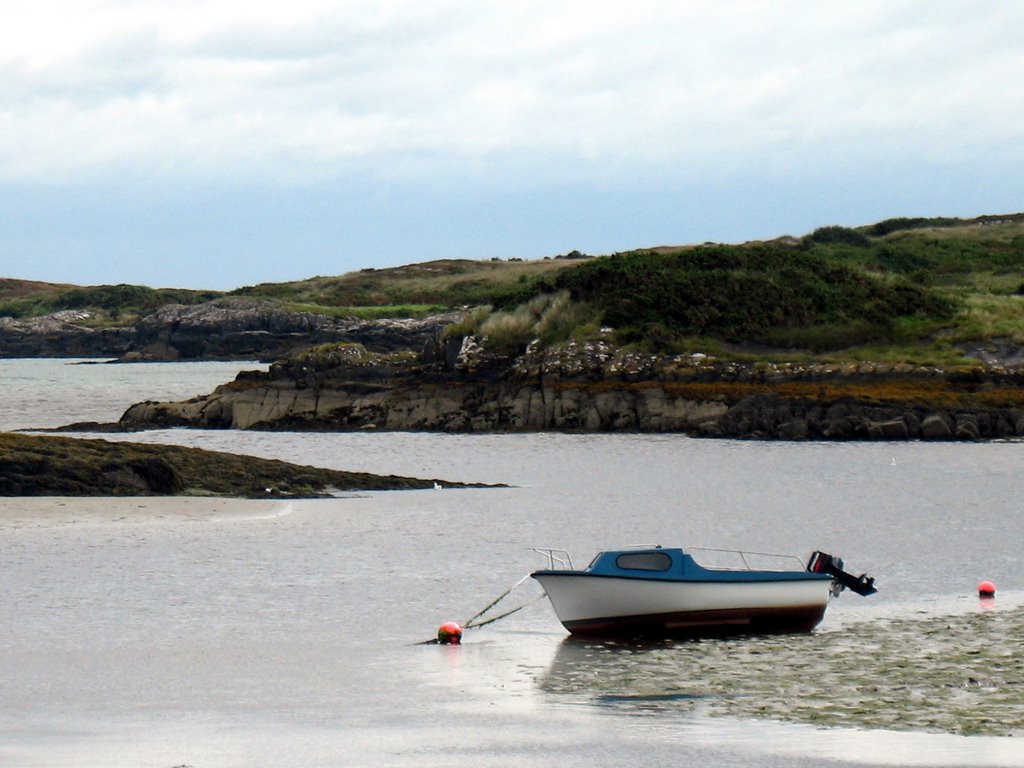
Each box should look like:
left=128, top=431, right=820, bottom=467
left=0, top=311, right=133, bottom=357
left=124, top=298, right=460, bottom=361
left=0, top=299, right=460, bottom=361
left=119, top=336, right=1024, bottom=440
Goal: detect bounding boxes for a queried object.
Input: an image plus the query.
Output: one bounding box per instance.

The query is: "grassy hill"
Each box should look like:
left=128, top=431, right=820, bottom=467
left=545, top=245, right=955, bottom=351
left=440, top=214, right=1024, bottom=362
left=0, top=257, right=582, bottom=323
left=0, top=280, right=222, bottom=325
left=228, top=255, right=582, bottom=317
left=4, top=214, right=1024, bottom=363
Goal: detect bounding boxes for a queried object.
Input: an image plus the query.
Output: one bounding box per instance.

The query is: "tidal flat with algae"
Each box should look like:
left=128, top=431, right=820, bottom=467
left=541, top=603, right=1024, bottom=737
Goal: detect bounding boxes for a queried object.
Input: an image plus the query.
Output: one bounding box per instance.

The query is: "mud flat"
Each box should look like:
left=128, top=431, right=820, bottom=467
left=0, top=432, right=480, bottom=497
left=541, top=598, right=1024, bottom=737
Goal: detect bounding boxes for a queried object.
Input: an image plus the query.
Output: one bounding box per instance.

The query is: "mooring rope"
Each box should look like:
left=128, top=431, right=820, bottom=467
left=464, top=593, right=545, bottom=630
left=463, top=573, right=533, bottom=628
left=411, top=572, right=541, bottom=645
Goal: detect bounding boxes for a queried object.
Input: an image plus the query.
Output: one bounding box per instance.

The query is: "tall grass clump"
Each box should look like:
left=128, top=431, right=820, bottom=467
left=535, top=291, right=599, bottom=346
left=478, top=307, right=537, bottom=352
left=478, top=292, right=564, bottom=352
left=441, top=291, right=594, bottom=353
left=441, top=305, right=493, bottom=340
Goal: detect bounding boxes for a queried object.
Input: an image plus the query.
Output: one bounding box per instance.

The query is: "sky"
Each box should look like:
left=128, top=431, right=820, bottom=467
left=1, top=1, right=1022, bottom=290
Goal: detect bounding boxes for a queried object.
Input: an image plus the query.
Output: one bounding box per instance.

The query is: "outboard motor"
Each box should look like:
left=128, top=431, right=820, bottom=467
left=807, top=551, right=877, bottom=597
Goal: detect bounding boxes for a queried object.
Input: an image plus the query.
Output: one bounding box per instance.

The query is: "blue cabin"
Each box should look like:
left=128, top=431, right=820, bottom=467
left=581, top=547, right=833, bottom=584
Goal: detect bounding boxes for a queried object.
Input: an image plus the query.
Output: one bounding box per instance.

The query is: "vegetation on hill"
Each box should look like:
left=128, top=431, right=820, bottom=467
left=0, top=278, right=74, bottom=319
left=441, top=290, right=600, bottom=353
left=229, top=256, right=582, bottom=316
left=0, top=281, right=221, bottom=324
left=806, top=220, right=1024, bottom=291
left=437, top=216, right=1024, bottom=361
left=546, top=244, right=955, bottom=351
left=53, top=284, right=222, bottom=317
left=4, top=214, right=1024, bottom=363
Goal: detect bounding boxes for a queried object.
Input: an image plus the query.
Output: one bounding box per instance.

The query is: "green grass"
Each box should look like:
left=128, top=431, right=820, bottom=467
left=4, top=212, right=1024, bottom=363
left=231, top=258, right=575, bottom=309
left=947, top=294, right=1024, bottom=344
left=531, top=244, right=957, bottom=352
left=282, top=302, right=452, bottom=320
left=0, top=281, right=222, bottom=322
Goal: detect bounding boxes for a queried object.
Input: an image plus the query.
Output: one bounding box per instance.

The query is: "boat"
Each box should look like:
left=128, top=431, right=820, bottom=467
left=530, top=546, right=876, bottom=639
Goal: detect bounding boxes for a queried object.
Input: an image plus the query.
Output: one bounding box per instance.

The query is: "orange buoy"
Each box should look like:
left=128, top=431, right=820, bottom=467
left=437, top=621, right=463, bottom=644
left=978, top=580, right=996, bottom=598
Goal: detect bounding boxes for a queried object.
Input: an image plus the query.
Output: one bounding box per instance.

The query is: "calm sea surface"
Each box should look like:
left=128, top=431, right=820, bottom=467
left=2, top=358, right=1023, bottom=767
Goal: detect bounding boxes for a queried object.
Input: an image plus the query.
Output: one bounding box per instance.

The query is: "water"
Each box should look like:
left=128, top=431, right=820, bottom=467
left=2, top=359, right=1024, bottom=767
left=0, top=357, right=268, bottom=431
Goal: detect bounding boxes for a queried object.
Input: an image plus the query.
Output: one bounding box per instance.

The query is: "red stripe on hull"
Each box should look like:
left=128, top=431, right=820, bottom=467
left=561, top=604, right=827, bottom=639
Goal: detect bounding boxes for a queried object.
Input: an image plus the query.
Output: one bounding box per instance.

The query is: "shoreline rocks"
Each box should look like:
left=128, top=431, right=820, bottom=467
left=116, top=338, right=1024, bottom=441
left=124, top=299, right=460, bottom=361
left=0, top=299, right=461, bottom=361
left=0, top=311, right=133, bottom=357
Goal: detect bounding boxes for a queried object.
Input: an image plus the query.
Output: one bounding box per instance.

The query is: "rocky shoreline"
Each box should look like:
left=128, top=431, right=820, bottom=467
left=115, top=336, right=1024, bottom=441
left=0, top=298, right=459, bottom=361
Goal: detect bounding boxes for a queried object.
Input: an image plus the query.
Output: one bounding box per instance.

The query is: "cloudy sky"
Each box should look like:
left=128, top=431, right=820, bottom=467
left=2, top=1, right=1021, bottom=289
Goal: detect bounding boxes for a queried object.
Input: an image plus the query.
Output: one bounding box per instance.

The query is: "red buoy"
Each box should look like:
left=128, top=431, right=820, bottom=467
left=437, top=621, right=463, bottom=644
left=978, top=580, right=996, bottom=598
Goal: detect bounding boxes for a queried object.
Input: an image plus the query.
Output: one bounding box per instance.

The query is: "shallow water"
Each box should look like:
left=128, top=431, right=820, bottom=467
left=2, top=360, right=1024, bottom=766
left=0, top=357, right=267, bottom=431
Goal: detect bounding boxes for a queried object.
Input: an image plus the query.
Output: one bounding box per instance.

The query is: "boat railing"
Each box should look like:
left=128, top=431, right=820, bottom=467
left=532, top=548, right=574, bottom=570
left=688, top=547, right=806, bottom=572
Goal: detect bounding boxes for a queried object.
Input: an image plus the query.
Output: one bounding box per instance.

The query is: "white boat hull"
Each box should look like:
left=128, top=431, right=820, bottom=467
left=533, top=572, right=832, bottom=637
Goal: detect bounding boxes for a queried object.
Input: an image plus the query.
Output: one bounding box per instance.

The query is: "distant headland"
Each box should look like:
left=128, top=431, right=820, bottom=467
left=8, top=212, right=1024, bottom=440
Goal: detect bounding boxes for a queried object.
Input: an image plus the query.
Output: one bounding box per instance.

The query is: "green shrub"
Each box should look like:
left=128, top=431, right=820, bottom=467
left=866, top=216, right=964, bottom=237
left=875, top=244, right=936, bottom=274
left=809, top=226, right=872, bottom=247
left=0, top=299, right=49, bottom=319
left=55, top=284, right=221, bottom=313
left=547, top=245, right=957, bottom=350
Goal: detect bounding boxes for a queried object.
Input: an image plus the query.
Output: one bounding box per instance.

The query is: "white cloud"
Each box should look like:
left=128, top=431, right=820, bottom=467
left=1, top=0, right=1022, bottom=186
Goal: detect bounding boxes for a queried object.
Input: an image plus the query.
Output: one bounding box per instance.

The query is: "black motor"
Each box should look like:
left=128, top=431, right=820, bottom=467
left=807, top=551, right=877, bottom=596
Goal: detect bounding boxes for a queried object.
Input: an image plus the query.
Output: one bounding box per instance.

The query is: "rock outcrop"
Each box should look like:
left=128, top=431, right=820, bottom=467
left=0, top=311, right=133, bottom=357
left=118, top=336, right=1024, bottom=440
left=0, top=299, right=460, bottom=361
left=123, top=298, right=461, bottom=361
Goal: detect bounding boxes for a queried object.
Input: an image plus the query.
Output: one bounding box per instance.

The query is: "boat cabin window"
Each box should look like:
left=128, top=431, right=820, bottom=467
left=616, top=551, right=672, bottom=572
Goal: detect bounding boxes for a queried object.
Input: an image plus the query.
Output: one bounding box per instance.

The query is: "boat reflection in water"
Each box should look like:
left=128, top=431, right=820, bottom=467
left=539, top=637, right=713, bottom=715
